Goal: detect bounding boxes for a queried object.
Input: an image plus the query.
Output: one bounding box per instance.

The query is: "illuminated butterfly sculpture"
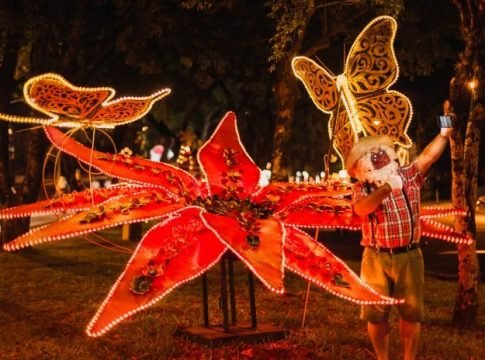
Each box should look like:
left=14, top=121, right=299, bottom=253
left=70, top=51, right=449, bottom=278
left=292, top=16, right=412, bottom=166
left=291, top=15, right=470, bottom=245
left=0, top=111, right=471, bottom=337
left=0, top=73, right=171, bottom=129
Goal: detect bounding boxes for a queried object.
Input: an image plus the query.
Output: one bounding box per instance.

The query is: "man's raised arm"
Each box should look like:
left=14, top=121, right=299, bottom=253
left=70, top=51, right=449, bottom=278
left=416, top=127, right=452, bottom=175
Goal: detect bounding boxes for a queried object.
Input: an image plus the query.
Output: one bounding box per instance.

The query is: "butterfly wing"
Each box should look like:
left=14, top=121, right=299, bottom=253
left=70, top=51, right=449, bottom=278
left=344, top=16, right=412, bottom=147
left=330, top=108, right=356, bottom=164
left=354, top=91, right=412, bottom=147
left=344, top=16, right=399, bottom=95
left=291, top=56, right=338, bottom=113
left=292, top=57, right=353, bottom=161
left=88, top=89, right=171, bottom=128
left=24, top=73, right=115, bottom=126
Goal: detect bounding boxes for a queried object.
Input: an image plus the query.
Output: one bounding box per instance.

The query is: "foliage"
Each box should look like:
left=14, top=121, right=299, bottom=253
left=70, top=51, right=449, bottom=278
left=265, top=0, right=314, bottom=72
left=265, top=0, right=405, bottom=71
left=111, top=0, right=275, bottom=163
left=0, top=0, right=477, bottom=187
left=397, top=1, right=461, bottom=79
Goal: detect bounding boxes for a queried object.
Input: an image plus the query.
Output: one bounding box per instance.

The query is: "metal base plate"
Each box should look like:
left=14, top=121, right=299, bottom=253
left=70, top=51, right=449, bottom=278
left=176, top=324, right=287, bottom=346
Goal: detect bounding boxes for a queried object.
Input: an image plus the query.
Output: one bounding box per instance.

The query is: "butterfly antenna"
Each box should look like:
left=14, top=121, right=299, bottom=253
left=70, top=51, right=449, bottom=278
left=14, top=125, right=45, bottom=133
left=343, top=43, right=347, bottom=69
left=314, top=56, right=336, bottom=77
left=87, top=127, right=97, bottom=207
left=324, top=96, right=344, bottom=182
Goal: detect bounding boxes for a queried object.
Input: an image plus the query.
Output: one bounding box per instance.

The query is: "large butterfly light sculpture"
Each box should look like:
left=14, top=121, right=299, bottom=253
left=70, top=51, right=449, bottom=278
left=0, top=73, right=171, bottom=129
left=292, top=16, right=412, bottom=166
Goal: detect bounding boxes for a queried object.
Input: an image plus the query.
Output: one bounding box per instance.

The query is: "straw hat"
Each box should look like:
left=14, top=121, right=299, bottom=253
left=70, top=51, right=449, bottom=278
left=346, top=136, right=394, bottom=177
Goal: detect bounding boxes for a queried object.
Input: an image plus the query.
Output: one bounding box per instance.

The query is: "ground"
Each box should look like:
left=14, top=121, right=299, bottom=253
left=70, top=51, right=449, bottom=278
left=0, top=225, right=484, bottom=359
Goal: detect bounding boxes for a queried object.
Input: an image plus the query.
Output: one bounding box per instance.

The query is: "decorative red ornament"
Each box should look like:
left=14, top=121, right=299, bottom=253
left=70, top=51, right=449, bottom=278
left=1, top=112, right=403, bottom=337
left=0, top=112, right=471, bottom=337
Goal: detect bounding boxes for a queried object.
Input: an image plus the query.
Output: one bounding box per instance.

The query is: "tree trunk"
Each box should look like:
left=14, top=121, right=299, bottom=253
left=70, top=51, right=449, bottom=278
left=270, top=1, right=315, bottom=181
left=0, top=25, right=31, bottom=246
left=448, top=0, right=483, bottom=327
left=271, top=64, right=300, bottom=181
left=451, top=67, right=482, bottom=327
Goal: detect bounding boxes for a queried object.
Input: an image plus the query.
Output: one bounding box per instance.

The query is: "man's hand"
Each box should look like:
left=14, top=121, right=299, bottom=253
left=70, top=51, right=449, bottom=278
left=353, top=183, right=392, bottom=217
left=441, top=101, right=455, bottom=139
left=440, top=126, right=453, bottom=138
left=386, top=174, right=403, bottom=190
left=374, top=174, right=403, bottom=190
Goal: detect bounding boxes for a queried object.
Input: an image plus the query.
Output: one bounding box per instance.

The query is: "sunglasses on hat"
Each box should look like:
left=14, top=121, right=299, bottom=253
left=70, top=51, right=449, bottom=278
left=370, top=149, right=391, bottom=170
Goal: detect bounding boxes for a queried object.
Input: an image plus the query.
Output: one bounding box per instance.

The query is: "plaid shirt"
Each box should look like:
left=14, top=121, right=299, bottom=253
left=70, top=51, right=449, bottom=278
left=352, top=162, right=425, bottom=248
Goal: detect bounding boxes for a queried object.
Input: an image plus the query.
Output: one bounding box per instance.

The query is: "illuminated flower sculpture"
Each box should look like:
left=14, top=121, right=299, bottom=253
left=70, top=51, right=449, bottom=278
left=2, top=111, right=410, bottom=337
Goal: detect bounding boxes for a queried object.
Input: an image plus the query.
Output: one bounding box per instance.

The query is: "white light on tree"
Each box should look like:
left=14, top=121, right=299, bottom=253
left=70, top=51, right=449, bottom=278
left=302, top=171, right=309, bottom=182
left=150, top=145, right=164, bottom=162
left=259, top=162, right=272, bottom=186
left=166, top=149, right=175, bottom=160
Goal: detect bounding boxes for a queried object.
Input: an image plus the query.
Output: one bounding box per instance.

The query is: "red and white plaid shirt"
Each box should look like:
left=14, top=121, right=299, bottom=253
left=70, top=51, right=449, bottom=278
left=352, top=162, right=425, bottom=248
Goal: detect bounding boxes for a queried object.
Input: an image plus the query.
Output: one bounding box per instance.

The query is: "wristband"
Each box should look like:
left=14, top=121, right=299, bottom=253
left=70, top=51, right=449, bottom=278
left=439, top=133, right=449, bottom=139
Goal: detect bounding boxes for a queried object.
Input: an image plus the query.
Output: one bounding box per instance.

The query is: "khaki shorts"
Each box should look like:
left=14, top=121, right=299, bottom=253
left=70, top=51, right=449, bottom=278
left=360, top=247, right=424, bottom=323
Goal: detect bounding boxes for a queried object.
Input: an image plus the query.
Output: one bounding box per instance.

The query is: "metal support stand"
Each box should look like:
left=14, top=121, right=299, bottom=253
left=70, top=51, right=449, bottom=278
left=220, top=257, right=229, bottom=332
left=301, top=228, right=320, bottom=327
left=202, top=273, right=209, bottom=327
left=177, top=253, right=287, bottom=345
left=228, top=256, right=237, bottom=326
left=248, top=270, right=257, bottom=328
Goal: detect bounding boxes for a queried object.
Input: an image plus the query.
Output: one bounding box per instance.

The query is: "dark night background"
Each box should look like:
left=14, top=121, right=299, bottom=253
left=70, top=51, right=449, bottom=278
left=0, top=3, right=483, bottom=359
left=0, top=0, right=483, bottom=200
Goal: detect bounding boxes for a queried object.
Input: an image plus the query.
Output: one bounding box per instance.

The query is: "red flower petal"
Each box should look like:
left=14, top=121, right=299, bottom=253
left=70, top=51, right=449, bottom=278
left=279, top=197, right=361, bottom=230
left=0, top=186, right=151, bottom=219
left=3, top=190, right=185, bottom=251
left=284, top=226, right=402, bottom=305
left=421, top=218, right=473, bottom=245
left=421, top=206, right=466, bottom=219
left=44, top=126, right=200, bottom=199
left=86, top=207, right=226, bottom=336
left=252, top=182, right=352, bottom=214
left=198, top=112, right=260, bottom=199
left=201, top=212, right=284, bottom=293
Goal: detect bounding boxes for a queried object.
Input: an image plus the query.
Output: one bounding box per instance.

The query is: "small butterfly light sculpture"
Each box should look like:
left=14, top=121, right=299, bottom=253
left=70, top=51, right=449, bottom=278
left=292, top=16, right=412, bottom=166
left=0, top=73, right=171, bottom=129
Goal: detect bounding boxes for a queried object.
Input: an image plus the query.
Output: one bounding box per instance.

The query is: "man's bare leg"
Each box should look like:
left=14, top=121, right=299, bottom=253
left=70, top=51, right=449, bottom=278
left=368, top=321, right=390, bottom=360
left=400, top=319, right=420, bottom=360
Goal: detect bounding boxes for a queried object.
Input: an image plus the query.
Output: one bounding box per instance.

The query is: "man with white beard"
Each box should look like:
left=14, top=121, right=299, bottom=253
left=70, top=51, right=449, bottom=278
left=346, top=125, right=453, bottom=360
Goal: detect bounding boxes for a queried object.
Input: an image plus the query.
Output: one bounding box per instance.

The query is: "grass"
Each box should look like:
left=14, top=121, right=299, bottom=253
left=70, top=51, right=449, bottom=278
left=0, top=227, right=484, bottom=360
